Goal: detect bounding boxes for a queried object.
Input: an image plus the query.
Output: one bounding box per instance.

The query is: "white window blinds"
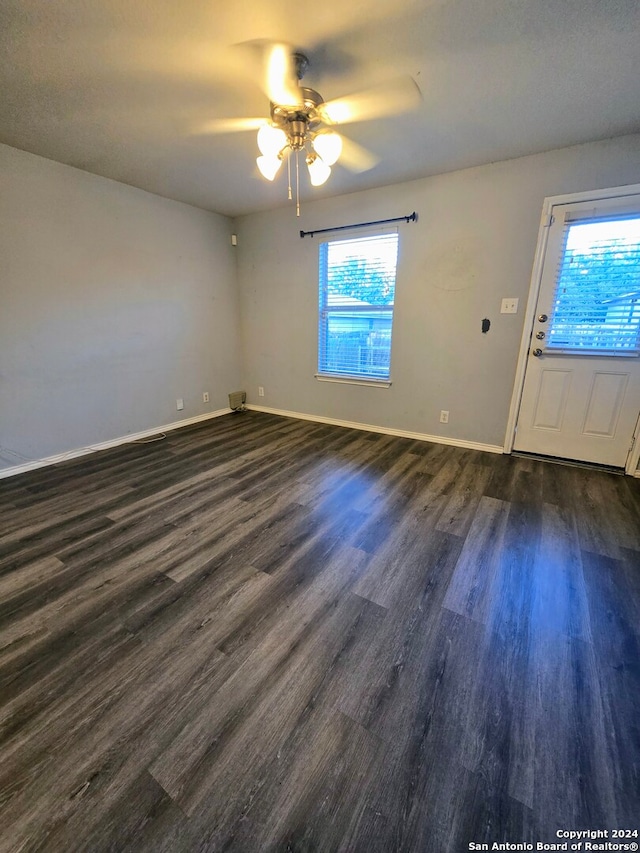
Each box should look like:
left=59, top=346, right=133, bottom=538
left=318, top=232, right=399, bottom=381
left=548, top=215, right=640, bottom=354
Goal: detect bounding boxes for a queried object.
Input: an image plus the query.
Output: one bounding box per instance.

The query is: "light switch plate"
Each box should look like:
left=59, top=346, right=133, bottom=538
left=501, top=298, right=519, bottom=314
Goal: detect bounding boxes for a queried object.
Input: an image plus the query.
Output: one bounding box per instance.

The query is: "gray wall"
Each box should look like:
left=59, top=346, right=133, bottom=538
left=236, top=134, right=640, bottom=449
left=0, top=144, right=241, bottom=471
left=2, top=134, right=639, bottom=473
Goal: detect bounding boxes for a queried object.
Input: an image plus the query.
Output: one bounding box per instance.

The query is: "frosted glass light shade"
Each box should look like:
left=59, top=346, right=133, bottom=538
left=307, top=156, right=331, bottom=186
left=257, top=155, right=283, bottom=181
left=313, top=132, right=342, bottom=166
left=257, top=124, right=287, bottom=157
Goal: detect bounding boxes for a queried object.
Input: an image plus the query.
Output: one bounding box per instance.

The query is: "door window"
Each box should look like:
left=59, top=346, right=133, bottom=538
left=548, top=215, right=640, bottom=355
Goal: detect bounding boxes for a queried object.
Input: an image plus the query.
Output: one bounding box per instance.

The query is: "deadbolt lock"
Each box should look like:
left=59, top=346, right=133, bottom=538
left=532, top=348, right=543, bottom=357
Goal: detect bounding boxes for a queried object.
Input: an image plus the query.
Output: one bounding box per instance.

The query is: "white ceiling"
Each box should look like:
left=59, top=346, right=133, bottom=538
left=1, top=0, right=639, bottom=218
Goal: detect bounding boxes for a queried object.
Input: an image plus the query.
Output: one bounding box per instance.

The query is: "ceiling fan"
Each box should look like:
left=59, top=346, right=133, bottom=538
left=199, top=43, right=421, bottom=211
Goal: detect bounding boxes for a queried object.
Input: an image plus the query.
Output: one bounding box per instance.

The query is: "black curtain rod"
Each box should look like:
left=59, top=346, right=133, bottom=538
left=299, top=211, right=417, bottom=239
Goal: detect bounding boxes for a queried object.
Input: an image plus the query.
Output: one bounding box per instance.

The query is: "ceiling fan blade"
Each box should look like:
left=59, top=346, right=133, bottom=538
left=320, top=76, right=421, bottom=125
left=338, top=135, right=380, bottom=173
left=192, top=117, right=267, bottom=135
left=263, top=42, right=304, bottom=107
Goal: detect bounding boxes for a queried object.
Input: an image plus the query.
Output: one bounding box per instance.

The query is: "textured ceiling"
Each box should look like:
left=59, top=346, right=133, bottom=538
left=1, top=0, right=639, bottom=218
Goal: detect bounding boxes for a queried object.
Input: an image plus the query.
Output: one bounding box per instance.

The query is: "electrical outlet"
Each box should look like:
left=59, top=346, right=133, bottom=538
left=258, top=386, right=265, bottom=397
left=501, top=298, right=519, bottom=314
left=176, top=398, right=184, bottom=411
left=202, top=392, right=210, bottom=403
left=440, top=410, right=449, bottom=424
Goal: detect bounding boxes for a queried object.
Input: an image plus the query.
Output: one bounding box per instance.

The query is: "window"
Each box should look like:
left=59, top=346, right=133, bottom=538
left=548, top=214, right=640, bottom=354
left=318, top=231, right=399, bottom=382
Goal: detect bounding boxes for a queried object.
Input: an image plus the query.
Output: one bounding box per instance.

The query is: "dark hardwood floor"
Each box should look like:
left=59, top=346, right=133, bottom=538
left=1, top=411, right=639, bottom=852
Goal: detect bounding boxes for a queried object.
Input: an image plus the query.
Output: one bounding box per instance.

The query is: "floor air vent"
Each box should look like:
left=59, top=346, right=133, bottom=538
left=229, top=391, right=247, bottom=412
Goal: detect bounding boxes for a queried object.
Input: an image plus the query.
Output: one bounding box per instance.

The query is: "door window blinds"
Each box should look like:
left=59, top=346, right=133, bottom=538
left=548, top=215, right=640, bottom=354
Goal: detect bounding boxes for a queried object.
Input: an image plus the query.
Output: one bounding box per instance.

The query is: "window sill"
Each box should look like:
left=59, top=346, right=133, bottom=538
left=315, top=374, right=392, bottom=388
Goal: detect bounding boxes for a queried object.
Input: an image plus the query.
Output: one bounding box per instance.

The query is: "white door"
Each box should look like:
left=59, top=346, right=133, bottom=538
left=514, top=193, right=640, bottom=468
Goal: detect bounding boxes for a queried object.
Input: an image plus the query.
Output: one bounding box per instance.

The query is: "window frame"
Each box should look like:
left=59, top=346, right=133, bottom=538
left=316, top=228, right=399, bottom=387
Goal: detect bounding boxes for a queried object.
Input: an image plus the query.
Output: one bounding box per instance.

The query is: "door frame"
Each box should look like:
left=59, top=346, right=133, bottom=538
left=504, top=181, right=640, bottom=477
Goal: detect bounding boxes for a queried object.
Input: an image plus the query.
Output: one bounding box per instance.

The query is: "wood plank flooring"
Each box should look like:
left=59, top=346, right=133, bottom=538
left=1, top=411, right=639, bottom=852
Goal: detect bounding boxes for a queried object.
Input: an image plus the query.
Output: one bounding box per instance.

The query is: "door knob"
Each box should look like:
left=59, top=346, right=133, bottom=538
left=532, top=348, right=543, bottom=357
left=538, top=314, right=548, bottom=323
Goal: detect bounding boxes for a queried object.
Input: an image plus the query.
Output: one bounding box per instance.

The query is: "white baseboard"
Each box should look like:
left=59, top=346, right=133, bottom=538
left=4, top=403, right=632, bottom=480
left=0, top=409, right=231, bottom=480
left=246, top=404, right=504, bottom=455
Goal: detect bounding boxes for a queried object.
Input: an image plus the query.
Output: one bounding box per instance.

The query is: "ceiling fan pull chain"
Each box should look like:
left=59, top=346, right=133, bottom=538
left=287, top=153, right=292, bottom=200
left=296, top=150, right=300, bottom=217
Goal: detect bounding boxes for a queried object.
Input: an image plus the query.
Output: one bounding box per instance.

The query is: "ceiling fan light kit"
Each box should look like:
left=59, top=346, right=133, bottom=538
left=255, top=130, right=339, bottom=187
